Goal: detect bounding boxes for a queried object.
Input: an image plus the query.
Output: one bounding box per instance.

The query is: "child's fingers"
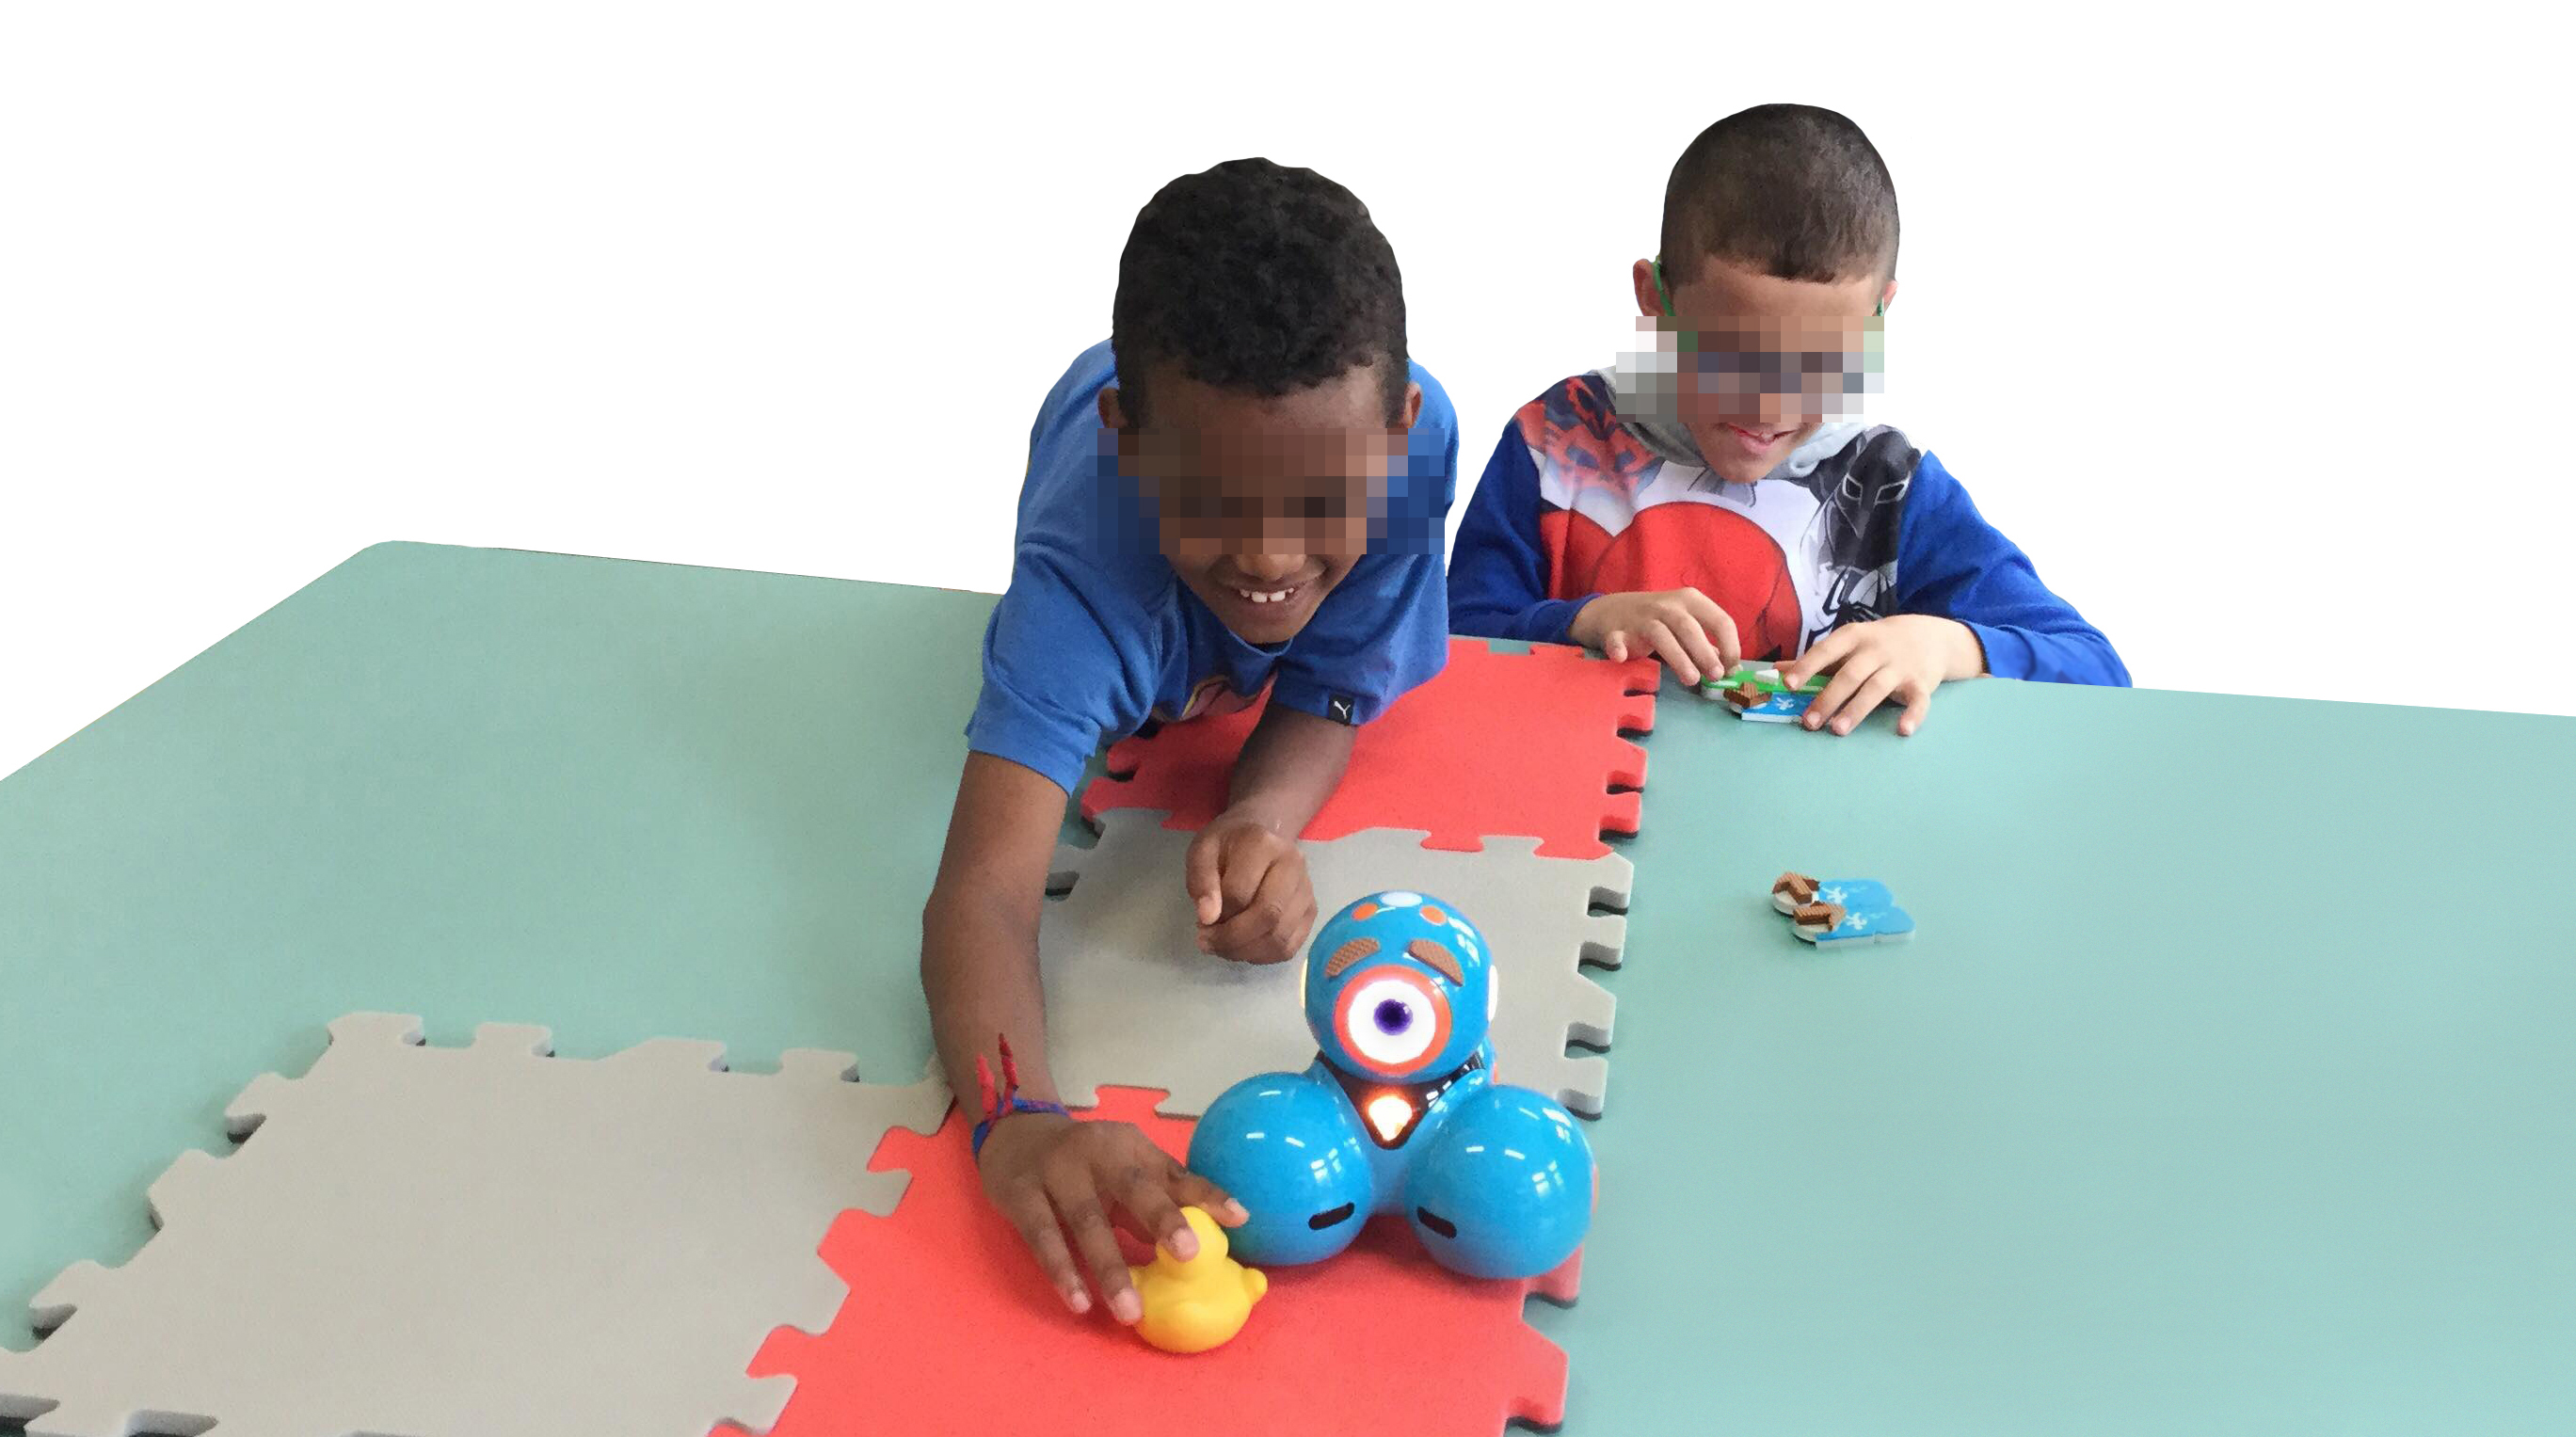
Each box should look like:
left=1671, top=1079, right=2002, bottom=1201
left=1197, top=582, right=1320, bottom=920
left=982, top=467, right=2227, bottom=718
left=1170, top=1162, right=1249, bottom=1225
left=1638, top=620, right=1703, bottom=687
left=1678, top=592, right=1743, bottom=673
left=1204, top=858, right=1308, bottom=965
left=1214, top=841, right=1269, bottom=923
left=1898, top=685, right=1933, bottom=737
left=1603, top=631, right=1629, bottom=663
left=1668, top=612, right=1725, bottom=684
left=1047, top=1173, right=1143, bottom=1323
left=1827, top=667, right=1905, bottom=735
left=1782, top=628, right=1859, bottom=690
left=1112, top=1166, right=1197, bottom=1261
left=998, top=1182, right=1091, bottom=1314
left=1279, top=883, right=1319, bottom=960
left=1106, top=1203, right=1160, bottom=1246
left=1195, top=831, right=1269, bottom=953
left=1803, top=654, right=1880, bottom=730
left=1182, top=830, right=1224, bottom=926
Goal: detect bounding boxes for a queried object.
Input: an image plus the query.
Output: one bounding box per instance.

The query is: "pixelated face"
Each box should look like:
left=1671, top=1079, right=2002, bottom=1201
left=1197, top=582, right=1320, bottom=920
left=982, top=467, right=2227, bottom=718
left=1634, top=256, right=1891, bottom=485
left=1099, top=363, right=1422, bottom=647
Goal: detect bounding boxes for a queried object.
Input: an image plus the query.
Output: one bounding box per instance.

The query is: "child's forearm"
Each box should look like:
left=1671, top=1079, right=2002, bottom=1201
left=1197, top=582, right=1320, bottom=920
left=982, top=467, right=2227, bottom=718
left=1454, top=595, right=1591, bottom=647
left=1889, top=453, right=2129, bottom=688
left=918, top=750, right=1081, bottom=1110
left=1955, top=619, right=2130, bottom=687
left=1222, top=703, right=1355, bottom=837
left=921, top=883, right=1060, bottom=1106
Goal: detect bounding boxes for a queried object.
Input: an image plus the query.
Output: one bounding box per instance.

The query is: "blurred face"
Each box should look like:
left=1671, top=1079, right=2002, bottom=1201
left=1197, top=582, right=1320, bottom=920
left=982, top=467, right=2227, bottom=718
left=1633, top=254, right=1895, bottom=485
left=1100, top=362, right=1422, bottom=646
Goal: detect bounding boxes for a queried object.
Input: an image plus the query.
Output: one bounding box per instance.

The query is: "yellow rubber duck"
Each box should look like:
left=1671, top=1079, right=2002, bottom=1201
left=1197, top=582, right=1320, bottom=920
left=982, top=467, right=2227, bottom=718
left=1129, top=1205, right=1267, bottom=1354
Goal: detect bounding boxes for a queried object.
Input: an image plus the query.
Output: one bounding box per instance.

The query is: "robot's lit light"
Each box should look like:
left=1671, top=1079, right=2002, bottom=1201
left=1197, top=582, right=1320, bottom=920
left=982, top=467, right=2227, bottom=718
left=1365, top=1093, right=1415, bottom=1143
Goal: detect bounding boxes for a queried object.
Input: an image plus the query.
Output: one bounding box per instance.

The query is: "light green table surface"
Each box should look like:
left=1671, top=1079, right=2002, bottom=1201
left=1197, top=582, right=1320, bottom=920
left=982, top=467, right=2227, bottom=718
left=5, top=542, right=2571, bottom=1434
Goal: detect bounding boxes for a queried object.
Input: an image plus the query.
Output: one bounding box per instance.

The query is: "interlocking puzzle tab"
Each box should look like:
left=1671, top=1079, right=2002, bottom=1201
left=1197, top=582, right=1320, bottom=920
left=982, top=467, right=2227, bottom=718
left=1792, top=901, right=1848, bottom=934
left=1707, top=663, right=1826, bottom=723
left=1702, top=663, right=1824, bottom=696
left=1770, top=871, right=1916, bottom=948
left=1735, top=690, right=1816, bottom=723
left=0, top=1013, right=947, bottom=1437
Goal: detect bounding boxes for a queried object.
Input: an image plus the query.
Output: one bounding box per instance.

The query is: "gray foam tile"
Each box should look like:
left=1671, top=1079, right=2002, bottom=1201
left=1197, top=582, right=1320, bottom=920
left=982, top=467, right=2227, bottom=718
left=0, top=1013, right=948, bottom=1437
left=1041, top=812, right=1629, bottom=1118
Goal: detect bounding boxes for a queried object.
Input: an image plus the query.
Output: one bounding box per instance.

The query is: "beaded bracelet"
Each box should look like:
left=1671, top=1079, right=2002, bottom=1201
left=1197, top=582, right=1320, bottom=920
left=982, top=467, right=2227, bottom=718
left=971, top=1094, right=1071, bottom=1158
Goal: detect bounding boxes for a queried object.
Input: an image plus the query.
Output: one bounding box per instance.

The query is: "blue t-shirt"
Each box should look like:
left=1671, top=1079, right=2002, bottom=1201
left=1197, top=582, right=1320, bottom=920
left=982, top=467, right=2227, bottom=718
left=967, top=341, right=1462, bottom=793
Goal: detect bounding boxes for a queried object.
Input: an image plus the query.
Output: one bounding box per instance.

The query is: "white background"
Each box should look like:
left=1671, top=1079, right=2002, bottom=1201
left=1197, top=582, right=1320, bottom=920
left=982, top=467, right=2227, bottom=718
left=5, top=3, right=2570, bottom=780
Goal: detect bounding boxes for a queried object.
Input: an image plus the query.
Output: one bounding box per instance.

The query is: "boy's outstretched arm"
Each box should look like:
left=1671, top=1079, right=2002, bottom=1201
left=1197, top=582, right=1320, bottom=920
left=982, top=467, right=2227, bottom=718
left=1185, top=703, right=1352, bottom=965
left=921, top=752, right=1244, bottom=1325
left=1885, top=452, right=2130, bottom=687
left=1785, top=451, right=2129, bottom=735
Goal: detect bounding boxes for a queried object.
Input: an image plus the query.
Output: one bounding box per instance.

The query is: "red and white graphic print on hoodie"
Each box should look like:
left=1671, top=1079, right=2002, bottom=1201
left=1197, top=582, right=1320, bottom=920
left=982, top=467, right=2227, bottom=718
left=1520, top=363, right=1919, bottom=661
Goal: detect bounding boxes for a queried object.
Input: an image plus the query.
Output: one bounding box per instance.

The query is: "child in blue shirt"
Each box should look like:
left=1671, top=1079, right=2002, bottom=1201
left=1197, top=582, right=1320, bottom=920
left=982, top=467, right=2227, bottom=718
left=923, top=159, right=1459, bottom=1327
left=1448, top=104, right=2125, bottom=736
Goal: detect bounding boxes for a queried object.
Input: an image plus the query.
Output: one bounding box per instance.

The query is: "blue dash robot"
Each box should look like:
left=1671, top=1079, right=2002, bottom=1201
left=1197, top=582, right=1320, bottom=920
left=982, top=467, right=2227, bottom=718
left=1185, top=891, right=1593, bottom=1280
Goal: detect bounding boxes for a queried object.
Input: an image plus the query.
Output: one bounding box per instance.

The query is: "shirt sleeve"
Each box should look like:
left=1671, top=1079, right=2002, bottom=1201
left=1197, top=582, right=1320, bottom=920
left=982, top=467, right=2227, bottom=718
left=964, top=542, right=1161, bottom=794
left=1893, top=452, right=2131, bottom=687
left=1381, top=359, right=1463, bottom=556
left=1448, top=419, right=1592, bottom=645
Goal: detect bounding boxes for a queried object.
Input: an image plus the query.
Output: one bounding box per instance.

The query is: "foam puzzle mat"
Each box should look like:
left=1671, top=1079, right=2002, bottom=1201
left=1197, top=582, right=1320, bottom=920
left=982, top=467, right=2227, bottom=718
left=736, top=1087, right=1578, bottom=1437
left=1083, top=639, right=1659, bottom=858
left=0, top=1014, right=947, bottom=1437
left=1040, top=811, right=1631, bottom=1119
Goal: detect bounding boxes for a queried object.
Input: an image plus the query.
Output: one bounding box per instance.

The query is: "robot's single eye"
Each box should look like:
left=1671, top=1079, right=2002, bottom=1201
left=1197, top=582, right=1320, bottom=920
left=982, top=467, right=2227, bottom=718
left=1344, top=975, right=1442, bottom=1070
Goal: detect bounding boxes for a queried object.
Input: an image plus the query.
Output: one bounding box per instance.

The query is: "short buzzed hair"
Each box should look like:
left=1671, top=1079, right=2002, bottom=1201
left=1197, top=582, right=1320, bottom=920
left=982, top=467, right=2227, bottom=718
left=1659, top=104, right=1899, bottom=287
left=1112, top=158, right=1410, bottom=425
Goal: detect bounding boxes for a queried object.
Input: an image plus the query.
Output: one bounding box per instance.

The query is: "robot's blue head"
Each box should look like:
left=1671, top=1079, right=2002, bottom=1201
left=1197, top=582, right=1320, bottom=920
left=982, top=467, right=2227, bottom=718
left=1303, top=891, right=1495, bottom=1081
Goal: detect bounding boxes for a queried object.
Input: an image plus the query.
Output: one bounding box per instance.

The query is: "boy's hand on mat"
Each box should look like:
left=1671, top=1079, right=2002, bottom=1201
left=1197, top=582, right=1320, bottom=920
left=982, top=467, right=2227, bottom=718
left=1571, top=588, right=1742, bottom=686
left=1184, top=813, right=1317, bottom=966
left=978, top=1111, right=1247, bottom=1323
left=1782, top=615, right=1986, bottom=737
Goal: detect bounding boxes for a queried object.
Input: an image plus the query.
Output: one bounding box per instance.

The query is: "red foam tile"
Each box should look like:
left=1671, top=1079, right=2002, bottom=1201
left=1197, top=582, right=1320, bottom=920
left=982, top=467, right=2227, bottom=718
left=736, top=1088, right=1576, bottom=1437
left=1083, top=639, right=1658, bottom=859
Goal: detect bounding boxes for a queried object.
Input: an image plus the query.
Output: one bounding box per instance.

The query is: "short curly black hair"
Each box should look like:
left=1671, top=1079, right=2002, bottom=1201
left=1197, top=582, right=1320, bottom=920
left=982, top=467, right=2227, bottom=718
left=1661, top=104, right=1899, bottom=287
left=1112, top=158, right=1409, bottom=426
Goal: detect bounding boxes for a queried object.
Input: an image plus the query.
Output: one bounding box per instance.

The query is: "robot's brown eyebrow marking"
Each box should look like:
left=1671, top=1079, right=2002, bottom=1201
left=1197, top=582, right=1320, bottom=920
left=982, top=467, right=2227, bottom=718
left=1325, top=937, right=1380, bottom=978
left=1406, top=938, right=1464, bottom=984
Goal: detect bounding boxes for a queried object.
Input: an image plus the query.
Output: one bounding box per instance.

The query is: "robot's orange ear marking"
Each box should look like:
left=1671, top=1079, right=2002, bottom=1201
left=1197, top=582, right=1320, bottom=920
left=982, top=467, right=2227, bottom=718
left=1420, top=905, right=1448, bottom=926
left=1352, top=902, right=1380, bottom=921
left=1325, top=937, right=1380, bottom=978
left=1406, top=938, right=1464, bottom=984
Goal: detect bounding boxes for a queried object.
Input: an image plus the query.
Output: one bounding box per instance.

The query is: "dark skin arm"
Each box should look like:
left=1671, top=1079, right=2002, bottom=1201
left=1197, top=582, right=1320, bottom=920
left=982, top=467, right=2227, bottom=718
left=919, top=708, right=1345, bottom=1321
left=921, top=751, right=1076, bottom=1135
